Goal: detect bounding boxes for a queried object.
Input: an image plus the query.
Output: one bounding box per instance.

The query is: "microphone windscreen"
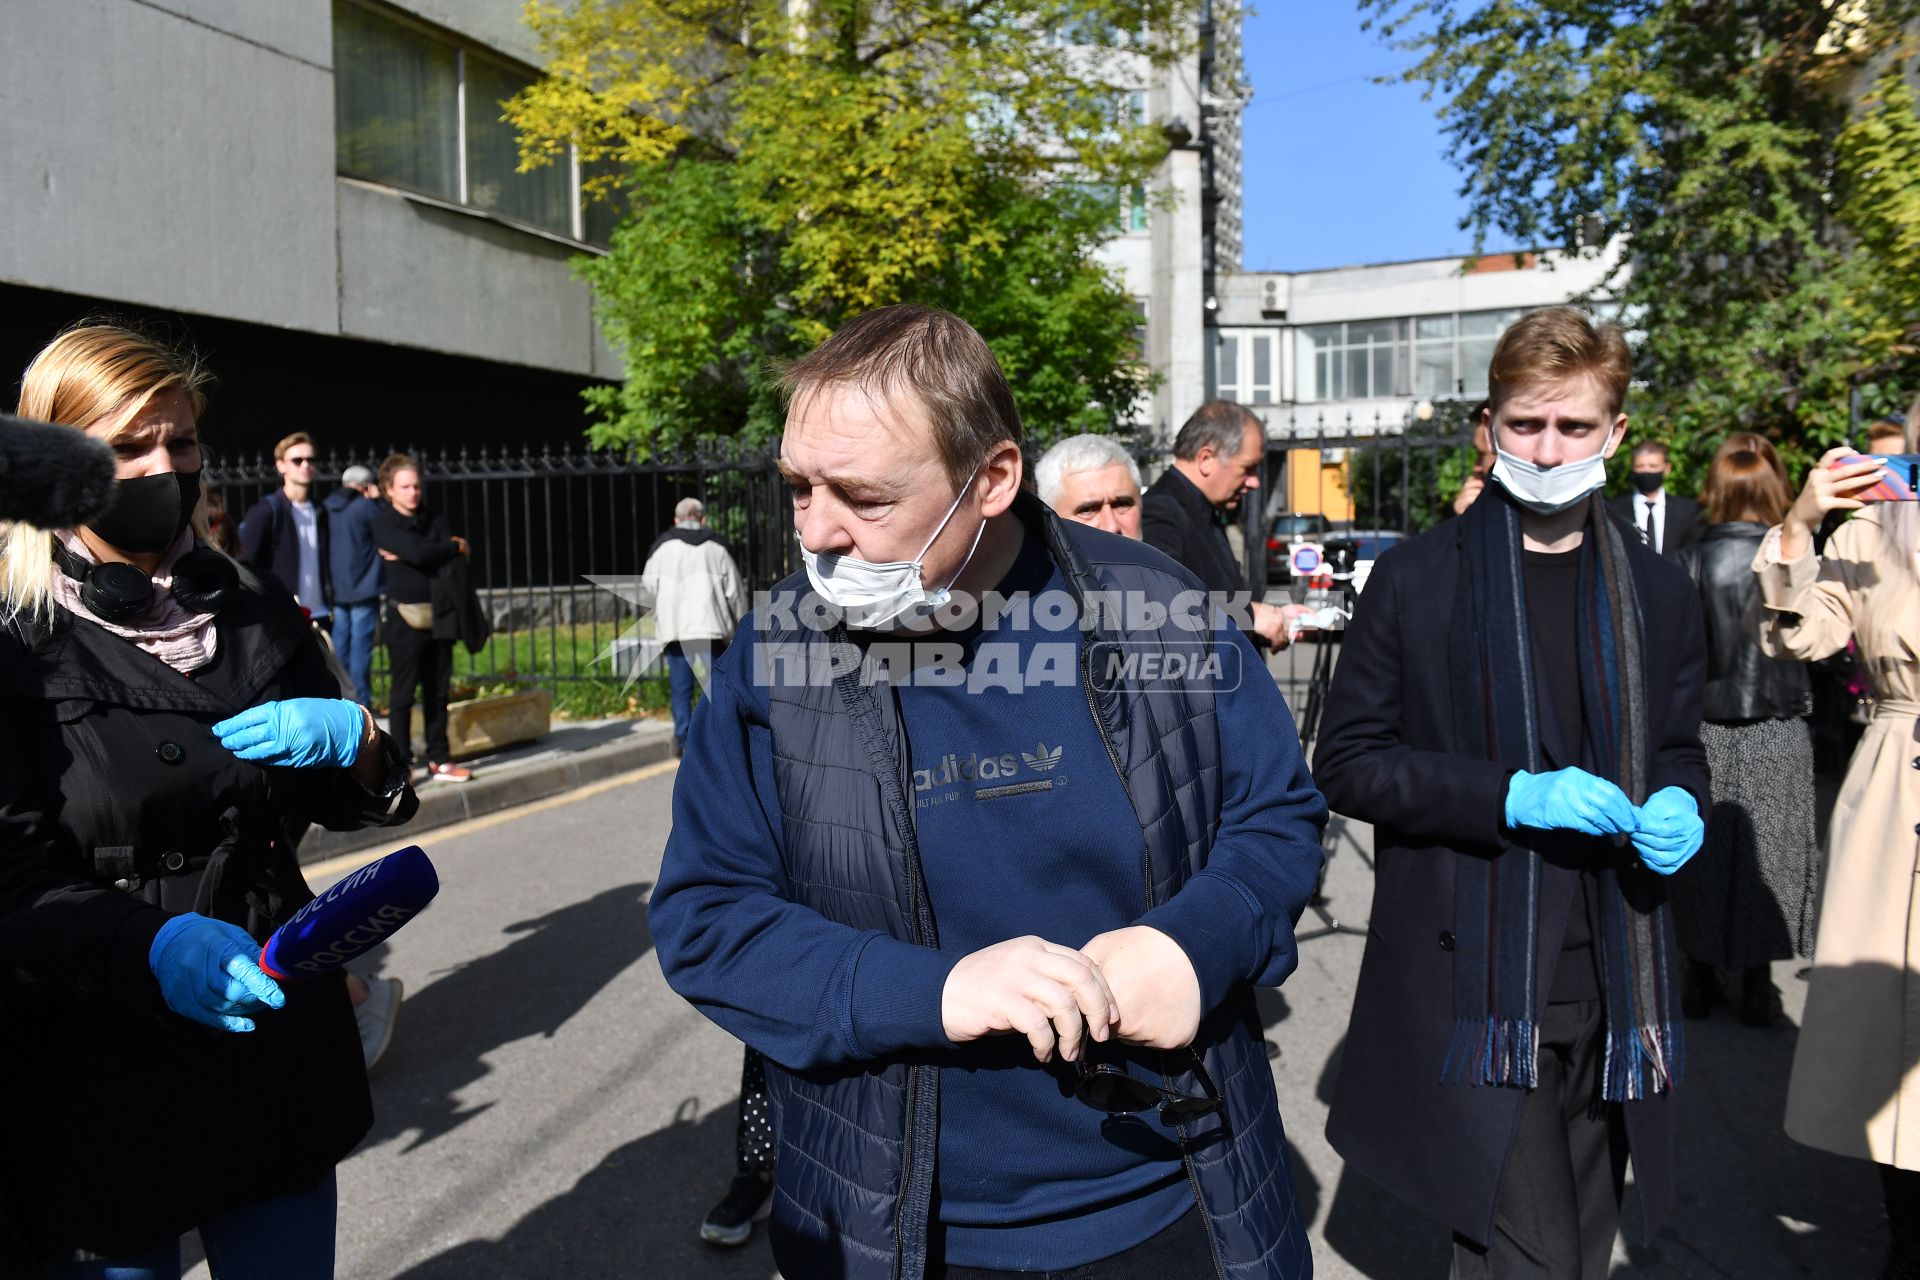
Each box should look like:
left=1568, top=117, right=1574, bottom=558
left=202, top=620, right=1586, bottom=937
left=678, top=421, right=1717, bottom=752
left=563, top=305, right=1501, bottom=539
left=260, top=845, right=440, bottom=981
left=0, top=414, right=117, bottom=529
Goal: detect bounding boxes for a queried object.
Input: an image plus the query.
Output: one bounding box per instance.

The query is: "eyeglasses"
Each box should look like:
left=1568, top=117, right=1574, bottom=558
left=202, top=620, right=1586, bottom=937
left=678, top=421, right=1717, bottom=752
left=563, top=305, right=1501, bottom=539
left=1075, top=1049, right=1221, bottom=1119
left=284, top=456, right=316, bottom=468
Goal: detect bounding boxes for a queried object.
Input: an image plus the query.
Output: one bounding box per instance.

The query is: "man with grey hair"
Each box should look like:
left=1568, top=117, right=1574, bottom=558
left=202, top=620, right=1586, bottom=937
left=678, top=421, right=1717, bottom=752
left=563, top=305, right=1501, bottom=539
left=323, top=462, right=384, bottom=709
left=642, top=495, right=748, bottom=755
left=1036, top=434, right=1144, bottom=539
left=1143, top=401, right=1304, bottom=649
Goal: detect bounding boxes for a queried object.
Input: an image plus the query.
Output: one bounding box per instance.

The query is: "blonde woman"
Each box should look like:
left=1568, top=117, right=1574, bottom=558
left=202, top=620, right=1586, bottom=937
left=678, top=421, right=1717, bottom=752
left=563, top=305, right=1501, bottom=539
left=1755, top=407, right=1920, bottom=1272
left=0, top=323, right=418, bottom=1278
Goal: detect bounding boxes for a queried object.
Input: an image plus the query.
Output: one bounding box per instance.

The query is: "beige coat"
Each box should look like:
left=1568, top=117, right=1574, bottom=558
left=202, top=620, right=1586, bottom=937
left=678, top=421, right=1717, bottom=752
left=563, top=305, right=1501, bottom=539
left=1754, top=506, right=1920, bottom=1168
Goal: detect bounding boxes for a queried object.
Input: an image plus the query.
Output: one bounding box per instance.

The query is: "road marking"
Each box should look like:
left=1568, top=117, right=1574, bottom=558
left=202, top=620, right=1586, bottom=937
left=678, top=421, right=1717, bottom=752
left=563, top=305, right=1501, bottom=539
left=302, top=759, right=680, bottom=883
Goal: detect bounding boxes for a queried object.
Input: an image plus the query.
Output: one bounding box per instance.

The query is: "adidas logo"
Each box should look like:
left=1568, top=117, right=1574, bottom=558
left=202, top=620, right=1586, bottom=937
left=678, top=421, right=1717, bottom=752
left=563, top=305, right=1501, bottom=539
left=1021, top=743, right=1064, bottom=773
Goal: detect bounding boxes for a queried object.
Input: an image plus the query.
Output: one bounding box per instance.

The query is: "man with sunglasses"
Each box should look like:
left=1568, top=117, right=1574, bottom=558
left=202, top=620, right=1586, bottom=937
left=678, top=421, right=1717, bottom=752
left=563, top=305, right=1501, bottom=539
left=238, top=431, right=332, bottom=628
left=652, top=305, right=1329, bottom=1280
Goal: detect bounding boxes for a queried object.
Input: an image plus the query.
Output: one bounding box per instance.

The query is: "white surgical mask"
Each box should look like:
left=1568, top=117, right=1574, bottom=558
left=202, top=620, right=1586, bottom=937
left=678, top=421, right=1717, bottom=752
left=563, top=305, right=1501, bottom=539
left=1490, top=440, right=1610, bottom=514
left=800, top=466, right=987, bottom=630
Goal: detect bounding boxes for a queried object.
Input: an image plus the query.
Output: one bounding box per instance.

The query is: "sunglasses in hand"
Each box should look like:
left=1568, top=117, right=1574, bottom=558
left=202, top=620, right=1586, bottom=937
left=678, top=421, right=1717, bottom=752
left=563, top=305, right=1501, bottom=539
left=1074, top=1048, right=1221, bottom=1119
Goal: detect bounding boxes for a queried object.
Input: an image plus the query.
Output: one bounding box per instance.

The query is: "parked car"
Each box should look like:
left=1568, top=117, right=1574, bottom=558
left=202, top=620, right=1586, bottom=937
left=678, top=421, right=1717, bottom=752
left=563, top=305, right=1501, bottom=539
left=1264, top=512, right=1335, bottom=585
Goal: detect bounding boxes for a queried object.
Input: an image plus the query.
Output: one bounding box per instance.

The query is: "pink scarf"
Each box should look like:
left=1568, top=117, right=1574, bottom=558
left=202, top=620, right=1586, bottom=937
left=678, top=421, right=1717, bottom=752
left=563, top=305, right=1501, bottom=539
left=53, top=529, right=220, bottom=675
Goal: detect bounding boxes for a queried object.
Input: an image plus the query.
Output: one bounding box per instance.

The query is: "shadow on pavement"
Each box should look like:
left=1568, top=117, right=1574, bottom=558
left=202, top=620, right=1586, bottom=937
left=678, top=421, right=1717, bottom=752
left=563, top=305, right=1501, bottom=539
left=390, top=1096, right=771, bottom=1280
left=362, top=881, right=657, bottom=1152
left=1614, top=963, right=1893, bottom=1279
left=1313, top=965, right=1899, bottom=1279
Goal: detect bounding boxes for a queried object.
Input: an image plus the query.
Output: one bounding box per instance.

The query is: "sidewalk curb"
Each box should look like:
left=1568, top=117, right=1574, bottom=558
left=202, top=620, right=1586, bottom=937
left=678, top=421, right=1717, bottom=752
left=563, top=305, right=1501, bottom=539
left=299, top=732, right=678, bottom=866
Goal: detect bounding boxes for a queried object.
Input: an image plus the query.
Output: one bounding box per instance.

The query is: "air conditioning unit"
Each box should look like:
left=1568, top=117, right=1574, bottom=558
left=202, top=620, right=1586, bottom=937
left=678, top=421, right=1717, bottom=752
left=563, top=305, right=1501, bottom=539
left=1320, top=447, right=1347, bottom=464
left=1259, top=277, right=1283, bottom=318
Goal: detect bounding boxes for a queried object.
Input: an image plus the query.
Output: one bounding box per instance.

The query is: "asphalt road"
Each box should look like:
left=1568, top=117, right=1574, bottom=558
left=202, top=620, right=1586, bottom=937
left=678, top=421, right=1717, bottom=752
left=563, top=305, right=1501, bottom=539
left=180, top=688, right=1889, bottom=1278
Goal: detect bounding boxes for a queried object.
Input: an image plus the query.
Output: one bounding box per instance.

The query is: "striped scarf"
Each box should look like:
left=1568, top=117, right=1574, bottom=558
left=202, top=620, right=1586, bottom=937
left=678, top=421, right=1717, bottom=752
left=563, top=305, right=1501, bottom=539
left=1442, top=486, right=1682, bottom=1102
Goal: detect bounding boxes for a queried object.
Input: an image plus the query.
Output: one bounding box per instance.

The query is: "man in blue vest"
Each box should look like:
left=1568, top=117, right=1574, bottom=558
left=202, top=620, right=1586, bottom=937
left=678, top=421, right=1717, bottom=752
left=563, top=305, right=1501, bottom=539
left=651, top=305, right=1328, bottom=1280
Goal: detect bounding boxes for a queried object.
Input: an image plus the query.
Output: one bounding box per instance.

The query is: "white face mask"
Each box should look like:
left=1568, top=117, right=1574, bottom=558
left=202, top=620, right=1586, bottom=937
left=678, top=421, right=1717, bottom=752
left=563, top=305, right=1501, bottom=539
left=1490, top=439, right=1611, bottom=514
left=800, top=466, right=987, bottom=630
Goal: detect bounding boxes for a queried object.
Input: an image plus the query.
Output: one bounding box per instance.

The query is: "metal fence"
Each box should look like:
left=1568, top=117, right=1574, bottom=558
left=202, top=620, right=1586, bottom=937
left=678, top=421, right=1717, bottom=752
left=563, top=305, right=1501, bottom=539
left=206, top=443, right=798, bottom=690
left=205, top=421, right=1469, bottom=694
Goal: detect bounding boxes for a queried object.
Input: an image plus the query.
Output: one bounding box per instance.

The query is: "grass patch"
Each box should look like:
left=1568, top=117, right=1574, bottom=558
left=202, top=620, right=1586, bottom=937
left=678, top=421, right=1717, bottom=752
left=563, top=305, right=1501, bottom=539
left=369, top=622, right=673, bottom=722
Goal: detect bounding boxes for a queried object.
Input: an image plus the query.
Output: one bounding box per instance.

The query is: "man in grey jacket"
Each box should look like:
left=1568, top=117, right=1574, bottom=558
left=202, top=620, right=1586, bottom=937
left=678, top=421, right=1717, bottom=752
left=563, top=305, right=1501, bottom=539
left=642, top=497, right=748, bottom=754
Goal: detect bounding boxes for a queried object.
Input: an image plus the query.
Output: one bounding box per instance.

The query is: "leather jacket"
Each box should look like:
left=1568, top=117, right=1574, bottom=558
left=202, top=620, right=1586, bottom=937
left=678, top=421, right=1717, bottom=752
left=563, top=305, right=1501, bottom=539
left=1674, top=521, right=1812, bottom=722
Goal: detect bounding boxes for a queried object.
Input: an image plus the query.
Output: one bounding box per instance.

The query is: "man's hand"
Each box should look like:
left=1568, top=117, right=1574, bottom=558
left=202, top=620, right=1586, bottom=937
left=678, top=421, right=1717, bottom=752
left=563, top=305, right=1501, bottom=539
left=1452, top=475, right=1486, bottom=516
left=941, top=936, right=1118, bottom=1064
left=1631, top=786, right=1705, bottom=875
left=376, top=548, right=399, bottom=561
left=1080, top=926, right=1202, bottom=1050
left=453, top=535, right=471, bottom=556
left=1251, top=601, right=1314, bottom=650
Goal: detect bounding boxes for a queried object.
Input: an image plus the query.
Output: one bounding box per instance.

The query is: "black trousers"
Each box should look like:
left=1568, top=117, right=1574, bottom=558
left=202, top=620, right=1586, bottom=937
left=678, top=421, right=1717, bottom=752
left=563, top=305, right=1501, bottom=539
left=386, top=620, right=453, bottom=766
left=931, top=1209, right=1213, bottom=1280
left=1451, top=999, right=1629, bottom=1280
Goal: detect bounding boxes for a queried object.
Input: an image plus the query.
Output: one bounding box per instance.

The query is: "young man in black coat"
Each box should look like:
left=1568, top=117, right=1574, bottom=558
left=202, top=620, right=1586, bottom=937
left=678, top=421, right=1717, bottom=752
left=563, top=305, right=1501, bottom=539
left=1314, top=307, right=1710, bottom=1278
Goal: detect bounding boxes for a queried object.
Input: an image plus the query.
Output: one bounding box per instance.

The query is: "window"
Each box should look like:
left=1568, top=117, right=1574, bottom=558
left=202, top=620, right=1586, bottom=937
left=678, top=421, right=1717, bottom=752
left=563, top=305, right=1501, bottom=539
left=1216, top=330, right=1278, bottom=405
left=334, top=1, right=460, bottom=201
left=1295, top=309, right=1525, bottom=402
left=1129, top=298, right=1148, bottom=363
left=1296, top=320, right=1404, bottom=401
left=1058, top=182, right=1147, bottom=236
left=333, top=1, right=605, bottom=244
left=464, top=54, right=572, bottom=235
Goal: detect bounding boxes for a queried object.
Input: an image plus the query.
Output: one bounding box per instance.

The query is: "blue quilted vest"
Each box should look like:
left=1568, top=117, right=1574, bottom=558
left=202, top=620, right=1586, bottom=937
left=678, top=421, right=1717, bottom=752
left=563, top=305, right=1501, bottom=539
left=758, top=494, right=1310, bottom=1280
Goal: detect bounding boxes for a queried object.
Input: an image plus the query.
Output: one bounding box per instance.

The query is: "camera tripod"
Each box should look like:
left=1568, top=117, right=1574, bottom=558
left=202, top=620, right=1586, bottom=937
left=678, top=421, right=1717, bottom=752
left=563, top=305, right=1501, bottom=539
left=1286, top=578, right=1370, bottom=945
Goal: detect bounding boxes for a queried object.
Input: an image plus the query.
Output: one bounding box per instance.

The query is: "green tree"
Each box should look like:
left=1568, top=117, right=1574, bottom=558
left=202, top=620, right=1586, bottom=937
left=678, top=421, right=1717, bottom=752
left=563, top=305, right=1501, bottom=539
left=507, top=0, right=1198, bottom=453
left=1361, top=0, right=1920, bottom=486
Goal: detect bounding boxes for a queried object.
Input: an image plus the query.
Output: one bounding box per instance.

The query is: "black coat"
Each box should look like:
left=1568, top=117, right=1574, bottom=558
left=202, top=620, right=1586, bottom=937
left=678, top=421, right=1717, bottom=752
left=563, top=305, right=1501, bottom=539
left=1608, top=490, right=1700, bottom=556
left=1312, top=511, right=1709, bottom=1248
left=371, top=504, right=462, bottom=629
left=1672, top=521, right=1812, bottom=723
left=1141, top=466, right=1244, bottom=597
left=0, top=567, right=418, bottom=1259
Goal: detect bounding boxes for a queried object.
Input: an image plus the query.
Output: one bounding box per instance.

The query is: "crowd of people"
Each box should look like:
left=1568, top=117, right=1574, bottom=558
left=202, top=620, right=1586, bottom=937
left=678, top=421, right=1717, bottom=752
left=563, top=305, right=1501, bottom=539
left=0, top=302, right=1915, bottom=1280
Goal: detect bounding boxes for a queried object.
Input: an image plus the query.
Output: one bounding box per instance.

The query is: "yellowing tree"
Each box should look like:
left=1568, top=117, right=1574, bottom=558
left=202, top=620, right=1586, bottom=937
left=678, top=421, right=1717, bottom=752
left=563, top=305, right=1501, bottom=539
left=507, top=0, right=1203, bottom=449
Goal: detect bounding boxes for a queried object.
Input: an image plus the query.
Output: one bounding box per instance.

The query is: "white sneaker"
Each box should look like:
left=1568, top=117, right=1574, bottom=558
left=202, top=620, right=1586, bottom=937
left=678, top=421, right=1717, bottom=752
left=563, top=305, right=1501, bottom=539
left=355, top=976, right=404, bottom=1071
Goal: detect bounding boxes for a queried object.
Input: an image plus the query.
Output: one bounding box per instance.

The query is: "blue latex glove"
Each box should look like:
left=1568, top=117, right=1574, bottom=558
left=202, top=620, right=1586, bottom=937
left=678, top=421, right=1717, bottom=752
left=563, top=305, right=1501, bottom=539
left=1504, top=768, right=1639, bottom=837
left=213, top=698, right=366, bottom=769
left=148, top=912, right=286, bottom=1033
left=1631, top=786, right=1705, bottom=875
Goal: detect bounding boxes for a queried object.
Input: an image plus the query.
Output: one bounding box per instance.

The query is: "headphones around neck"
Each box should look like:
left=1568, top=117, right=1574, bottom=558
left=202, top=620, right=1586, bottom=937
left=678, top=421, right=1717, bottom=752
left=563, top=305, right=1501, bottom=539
left=52, top=542, right=239, bottom=625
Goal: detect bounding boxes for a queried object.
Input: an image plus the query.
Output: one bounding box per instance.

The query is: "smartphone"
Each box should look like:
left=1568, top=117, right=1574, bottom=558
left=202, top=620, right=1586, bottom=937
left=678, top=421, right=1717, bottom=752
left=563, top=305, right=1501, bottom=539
left=1835, top=454, right=1920, bottom=501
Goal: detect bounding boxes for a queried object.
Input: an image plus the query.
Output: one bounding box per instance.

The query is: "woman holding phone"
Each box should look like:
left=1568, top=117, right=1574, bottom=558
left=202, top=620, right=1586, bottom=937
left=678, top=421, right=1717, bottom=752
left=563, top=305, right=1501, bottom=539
left=1753, top=410, right=1920, bottom=1271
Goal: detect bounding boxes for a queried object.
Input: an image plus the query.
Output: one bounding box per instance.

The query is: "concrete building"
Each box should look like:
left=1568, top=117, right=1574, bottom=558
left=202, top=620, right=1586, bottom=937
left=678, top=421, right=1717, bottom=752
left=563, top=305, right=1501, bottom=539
left=1090, top=0, right=1247, bottom=441
left=1, top=0, right=616, bottom=455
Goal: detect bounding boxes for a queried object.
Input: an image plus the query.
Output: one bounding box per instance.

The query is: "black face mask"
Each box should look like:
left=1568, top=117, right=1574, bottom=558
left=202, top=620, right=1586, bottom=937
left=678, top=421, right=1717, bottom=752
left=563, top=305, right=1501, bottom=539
left=87, top=471, right=201, bottom=554
left=1630, top=470, right=1666, bottom=496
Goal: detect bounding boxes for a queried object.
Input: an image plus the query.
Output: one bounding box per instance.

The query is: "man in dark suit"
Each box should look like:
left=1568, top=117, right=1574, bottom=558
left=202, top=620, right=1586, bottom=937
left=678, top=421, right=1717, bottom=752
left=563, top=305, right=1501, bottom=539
left=1608, top=440, right=1699, bottom=554
left=1315, top=307, right=1709, bottom=1278
left=1142, top=401, right=1306, bottom=649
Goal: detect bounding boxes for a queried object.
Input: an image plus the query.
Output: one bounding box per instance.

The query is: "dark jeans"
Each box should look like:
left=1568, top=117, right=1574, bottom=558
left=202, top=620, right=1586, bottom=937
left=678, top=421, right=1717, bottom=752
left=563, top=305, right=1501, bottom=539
left=664, top=639, right=726, bottom=744
left=332, top=601, right=378, bottom=708
left=386, top=620, right=452, bottom=766
left=931, top=1209, right=1213, bottom=1280
left=1451, top=999, right=1628, bottom=1280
